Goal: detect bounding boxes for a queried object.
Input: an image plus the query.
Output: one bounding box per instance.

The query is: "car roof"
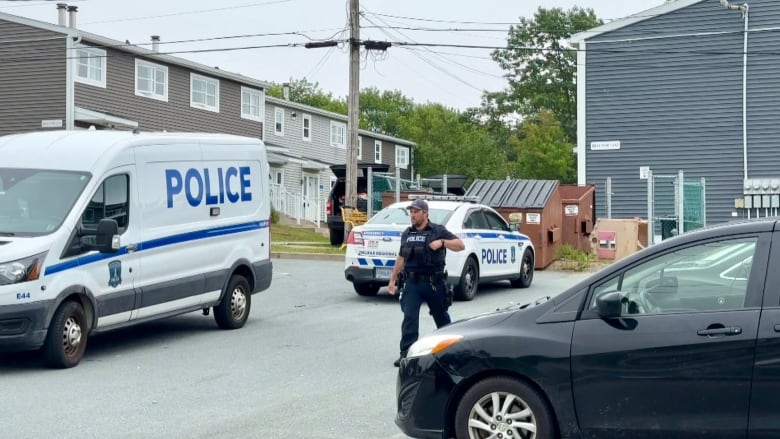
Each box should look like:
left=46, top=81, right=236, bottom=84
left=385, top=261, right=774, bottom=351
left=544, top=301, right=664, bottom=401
left=385, top=200, right=486, bottom=211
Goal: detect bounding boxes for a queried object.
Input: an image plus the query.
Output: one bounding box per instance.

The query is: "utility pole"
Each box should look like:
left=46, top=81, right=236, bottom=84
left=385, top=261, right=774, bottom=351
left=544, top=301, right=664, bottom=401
left=345, top=0, right=360, bottom=240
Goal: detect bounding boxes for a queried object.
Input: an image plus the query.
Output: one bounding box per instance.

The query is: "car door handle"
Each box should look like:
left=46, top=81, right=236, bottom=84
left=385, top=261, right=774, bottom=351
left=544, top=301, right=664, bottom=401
left=773, top=324, right=780, bottom=333
left=127, top=243, right=137, bottom=252
left=697, top=326, right=742, bottom=336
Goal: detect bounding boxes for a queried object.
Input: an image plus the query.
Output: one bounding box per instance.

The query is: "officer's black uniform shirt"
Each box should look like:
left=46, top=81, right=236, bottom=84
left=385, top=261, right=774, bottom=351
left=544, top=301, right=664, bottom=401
left=399, top=222, right=458, bottom=274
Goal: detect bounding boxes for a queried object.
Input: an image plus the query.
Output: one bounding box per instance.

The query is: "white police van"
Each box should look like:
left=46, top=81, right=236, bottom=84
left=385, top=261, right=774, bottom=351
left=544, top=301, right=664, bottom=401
left=0, top=131, right=272, bottom=368
left=343, top=196, right=534, bottom=300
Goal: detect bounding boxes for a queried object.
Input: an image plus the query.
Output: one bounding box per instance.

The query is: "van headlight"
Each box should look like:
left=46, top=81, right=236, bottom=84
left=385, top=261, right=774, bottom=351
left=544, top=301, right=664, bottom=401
left=407, top=334, right=463, bottom=358
left=0, top=253, right=46, bottom=285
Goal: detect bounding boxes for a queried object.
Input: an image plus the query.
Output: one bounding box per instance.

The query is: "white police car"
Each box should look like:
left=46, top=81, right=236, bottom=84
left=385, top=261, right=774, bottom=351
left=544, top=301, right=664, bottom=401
left=343, top=197, right=534, bottom=300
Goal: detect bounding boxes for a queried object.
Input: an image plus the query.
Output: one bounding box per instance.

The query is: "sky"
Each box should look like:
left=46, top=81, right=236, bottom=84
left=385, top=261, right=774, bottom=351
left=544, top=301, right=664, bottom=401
left=0, top=0, right=666, bottom=110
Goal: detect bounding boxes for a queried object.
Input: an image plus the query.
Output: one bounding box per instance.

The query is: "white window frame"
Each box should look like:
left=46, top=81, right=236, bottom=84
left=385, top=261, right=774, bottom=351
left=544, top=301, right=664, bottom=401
left=302, top=114, right=312, bottom=142
left=241, top=86, right=264, bottom=122
left=74, top=46, right=106, bottom=88
left=135, top=59, right=168, bottom=101
left=374, top=140, right=382, bottom=163
left=330, top=121, right=346, bottom=148
left=190, top=73, right=219, bottom=112
left=357, top=136, right=363, bottom=160
left=395, top=145, right=410, bottom=169
left=274, top=107, right=285, bottom=136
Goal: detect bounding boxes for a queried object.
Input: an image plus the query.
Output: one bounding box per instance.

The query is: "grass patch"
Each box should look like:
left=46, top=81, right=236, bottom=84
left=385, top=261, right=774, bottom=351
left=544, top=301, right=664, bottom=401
left=554, top=244, right=595, bottom=272
left=271, top=224, right=344, bottom=255
left=271, top=224, right=330, bottom=243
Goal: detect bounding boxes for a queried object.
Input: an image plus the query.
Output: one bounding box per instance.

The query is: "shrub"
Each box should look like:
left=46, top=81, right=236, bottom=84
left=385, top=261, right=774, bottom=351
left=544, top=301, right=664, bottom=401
left=555, top=244, right=594, bottom=272
left=270, top=207, right=280, bottom=224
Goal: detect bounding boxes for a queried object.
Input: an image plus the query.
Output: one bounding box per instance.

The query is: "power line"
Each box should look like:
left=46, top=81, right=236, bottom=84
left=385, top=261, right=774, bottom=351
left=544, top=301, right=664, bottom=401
left=79, top=0, right=295, bottom=25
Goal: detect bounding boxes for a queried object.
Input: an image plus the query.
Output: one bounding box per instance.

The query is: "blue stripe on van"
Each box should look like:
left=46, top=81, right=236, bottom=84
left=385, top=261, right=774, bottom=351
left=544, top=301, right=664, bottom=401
left=44, top=220, right=269, bottom=276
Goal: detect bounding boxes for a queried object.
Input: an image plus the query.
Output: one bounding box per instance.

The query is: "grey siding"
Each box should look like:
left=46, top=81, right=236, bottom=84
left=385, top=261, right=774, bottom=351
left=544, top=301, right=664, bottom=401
left=582, top=0, right=780, bottom=225
left=0, top=20, right=66, bottom=135
left=74, top=46, right=264, bottom=137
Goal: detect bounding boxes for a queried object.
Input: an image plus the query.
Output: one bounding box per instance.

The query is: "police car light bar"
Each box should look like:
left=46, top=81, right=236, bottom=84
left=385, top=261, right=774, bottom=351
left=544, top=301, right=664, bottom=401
left=408, top=194, right=481, bottom=203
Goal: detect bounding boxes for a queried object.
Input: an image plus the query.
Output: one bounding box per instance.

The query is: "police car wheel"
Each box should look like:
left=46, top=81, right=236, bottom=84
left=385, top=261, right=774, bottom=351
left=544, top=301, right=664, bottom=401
left=214, top=275, right=251, bottom=329
left=510, top=249, right=534, bottom=288
left=43, top=300, right=88, bottom=369
left=353, top=282, right=380, bottom=296
left=454, top=257, right=479, bottom=301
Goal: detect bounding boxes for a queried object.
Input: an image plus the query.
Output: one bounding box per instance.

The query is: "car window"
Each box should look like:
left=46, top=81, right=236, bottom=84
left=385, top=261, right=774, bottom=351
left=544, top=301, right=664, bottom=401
left=367, top=207, right=452, bottom=226
left=484, top=210, right=510, bottom=232
left=463, top=211, right=488, bottom=229
left=587, top=237, right=758, bottom=315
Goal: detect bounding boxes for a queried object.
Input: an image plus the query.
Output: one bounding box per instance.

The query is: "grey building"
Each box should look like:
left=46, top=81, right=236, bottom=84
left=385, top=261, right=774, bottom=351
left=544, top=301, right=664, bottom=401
left=0, top=4, right=415, bottom=226
left=571, top=0, right=780, bottom=230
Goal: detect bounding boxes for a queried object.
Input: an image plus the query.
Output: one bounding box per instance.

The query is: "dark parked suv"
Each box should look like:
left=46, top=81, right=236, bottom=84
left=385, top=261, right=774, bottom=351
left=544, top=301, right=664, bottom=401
left=326, top=163, right=389, bottom=246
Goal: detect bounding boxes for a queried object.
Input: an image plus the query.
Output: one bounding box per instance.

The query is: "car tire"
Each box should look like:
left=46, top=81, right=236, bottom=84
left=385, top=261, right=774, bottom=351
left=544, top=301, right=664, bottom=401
left=510, top=249, right=534, bottom=288
left=329, top=226, right=343, bottom=246
left=43, top=300, right=89, bottom=369
left=353, top=282, right=380, bottom=296
left=214, top=275, right=251, bottom=329
left=454, top=257, right=478, bottom=301
left=454, top=376, right=556, bottom=439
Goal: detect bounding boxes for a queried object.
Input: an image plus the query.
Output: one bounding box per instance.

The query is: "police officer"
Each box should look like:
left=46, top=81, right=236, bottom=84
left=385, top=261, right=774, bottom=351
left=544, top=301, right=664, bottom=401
left=388, top=198, right=465, bottom=367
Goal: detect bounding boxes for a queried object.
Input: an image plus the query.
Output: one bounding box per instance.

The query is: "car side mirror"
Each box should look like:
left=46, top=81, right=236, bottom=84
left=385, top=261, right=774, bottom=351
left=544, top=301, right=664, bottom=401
left=596, top=291, right=623, bottom=319
left=508, top=212, right=522, bottom=232
left=95, top=218, right=120, bottom=253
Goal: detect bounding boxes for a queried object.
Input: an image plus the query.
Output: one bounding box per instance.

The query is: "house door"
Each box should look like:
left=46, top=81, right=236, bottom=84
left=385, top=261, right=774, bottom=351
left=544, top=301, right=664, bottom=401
left=302, top=173, right=319, bottom=222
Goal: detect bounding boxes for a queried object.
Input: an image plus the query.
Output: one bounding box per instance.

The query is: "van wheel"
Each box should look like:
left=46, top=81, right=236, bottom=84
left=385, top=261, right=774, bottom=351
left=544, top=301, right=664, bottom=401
left=455, top=376, right=556, bottom=439
left=454, top=257, right=479, bottom=301
left=353, top=282, right=380, bottom=296
left=510, top=249, right=534, bottom=288
left=214, top=275, right=251, bottom=329
left=43, top=300, right=88, bottom=369
left=329, top=227, right=343, bottom=246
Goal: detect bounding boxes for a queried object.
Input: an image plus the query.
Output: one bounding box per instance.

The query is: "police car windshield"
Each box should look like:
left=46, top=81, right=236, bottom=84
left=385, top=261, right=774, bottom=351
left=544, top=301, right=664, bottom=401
left=368, top=207, right=452, bottom=225
left=0, top=168, right=91, bottom=236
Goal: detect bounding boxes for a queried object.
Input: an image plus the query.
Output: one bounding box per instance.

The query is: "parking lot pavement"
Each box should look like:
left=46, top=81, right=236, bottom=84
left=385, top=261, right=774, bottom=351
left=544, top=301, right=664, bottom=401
left=0, top=258, right=591, bottom=439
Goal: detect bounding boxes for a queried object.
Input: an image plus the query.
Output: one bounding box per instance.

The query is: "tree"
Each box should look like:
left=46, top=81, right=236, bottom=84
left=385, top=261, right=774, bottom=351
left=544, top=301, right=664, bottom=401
left=403, top=104, right=506, bottom=181
left=508, top=110, right=575, bottom=182
left=266, top=78, right=347, bottom=114
left=490, top=7, right=602, bottom=142
left=358, top=87, right=414, bottom=136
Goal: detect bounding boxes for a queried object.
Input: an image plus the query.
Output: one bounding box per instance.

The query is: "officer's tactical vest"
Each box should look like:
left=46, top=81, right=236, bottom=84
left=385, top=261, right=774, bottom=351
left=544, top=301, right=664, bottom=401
left=401, top=225, right=446, bottom=273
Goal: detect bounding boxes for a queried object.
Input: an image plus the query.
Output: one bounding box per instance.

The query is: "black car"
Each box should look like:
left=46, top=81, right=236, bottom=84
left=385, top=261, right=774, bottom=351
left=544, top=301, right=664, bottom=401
left=396, top=218, right=780, bottom=439
left=326, top=163, right=389, bottom=246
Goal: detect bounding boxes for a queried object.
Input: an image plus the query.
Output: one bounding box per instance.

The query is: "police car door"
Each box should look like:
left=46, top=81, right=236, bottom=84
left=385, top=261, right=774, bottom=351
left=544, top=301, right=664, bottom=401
left=482, top=209, right=517, bottom=278
left=463, top=209, right=500, bottom=278
left=76, top=170, right=139, bottom=328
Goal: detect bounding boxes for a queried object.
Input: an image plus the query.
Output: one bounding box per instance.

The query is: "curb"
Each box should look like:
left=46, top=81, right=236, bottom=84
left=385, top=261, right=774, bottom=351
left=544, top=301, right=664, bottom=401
left=271, top=252, right=344, bottom=262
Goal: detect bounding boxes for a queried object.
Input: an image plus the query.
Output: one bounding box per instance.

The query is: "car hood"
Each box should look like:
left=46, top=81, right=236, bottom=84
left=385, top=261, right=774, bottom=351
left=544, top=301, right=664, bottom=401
left=438, top=296, right=554, bottom=334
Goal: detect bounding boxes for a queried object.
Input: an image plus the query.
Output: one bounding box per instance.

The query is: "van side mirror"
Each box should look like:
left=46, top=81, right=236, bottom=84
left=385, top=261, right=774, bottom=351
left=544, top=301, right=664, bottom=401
left=95, top=219, right=120, bottom=253
left=596, top=291, right=623, bottom=319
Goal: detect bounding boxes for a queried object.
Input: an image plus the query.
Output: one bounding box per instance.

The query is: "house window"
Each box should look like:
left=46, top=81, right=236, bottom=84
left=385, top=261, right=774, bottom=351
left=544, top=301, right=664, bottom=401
left=74, top=46, right=106, bottom=88
left=302, top=114, right=312, bottom=141
left=357, top=136, right=362, bottom=160
left=331, top=121, right=346, bottom=148
left=275, top=108, right=284, bottom=136
left=135, top=59, right=168, bottom=101
left=241, top=87, right=264, bottom=121
left=269, top=168, right=283, bottom=185
left=395, top=145, right=409, bottom=169
left=190, top=73, right=219, bottom=112
left=374, top=140, right=382, bottom=163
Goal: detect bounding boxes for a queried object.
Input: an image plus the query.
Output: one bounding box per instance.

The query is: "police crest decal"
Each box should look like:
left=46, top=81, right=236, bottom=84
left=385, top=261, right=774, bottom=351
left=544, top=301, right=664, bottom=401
left=108, top=260, right=122, bottom=288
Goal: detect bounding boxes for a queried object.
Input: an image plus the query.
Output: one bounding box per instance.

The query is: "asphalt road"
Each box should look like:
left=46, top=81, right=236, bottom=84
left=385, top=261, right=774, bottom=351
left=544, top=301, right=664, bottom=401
left=0, top=259, right=590, bottom=439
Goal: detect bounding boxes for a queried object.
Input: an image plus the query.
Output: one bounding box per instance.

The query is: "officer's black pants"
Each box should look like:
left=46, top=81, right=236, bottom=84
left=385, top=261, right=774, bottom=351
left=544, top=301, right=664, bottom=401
left=399, top=277, right=451, bottom=355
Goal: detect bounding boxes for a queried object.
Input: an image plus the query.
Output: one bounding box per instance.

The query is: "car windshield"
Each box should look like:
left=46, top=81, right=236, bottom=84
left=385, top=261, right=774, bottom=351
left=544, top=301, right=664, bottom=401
left=368, top=207, right=452, bottom=226
left=0, top=168, right=91, bottom=236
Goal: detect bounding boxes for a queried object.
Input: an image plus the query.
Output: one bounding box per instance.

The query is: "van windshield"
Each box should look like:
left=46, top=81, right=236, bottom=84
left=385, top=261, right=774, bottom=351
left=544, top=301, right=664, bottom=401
left=0, top=168, right=91, bottom=236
